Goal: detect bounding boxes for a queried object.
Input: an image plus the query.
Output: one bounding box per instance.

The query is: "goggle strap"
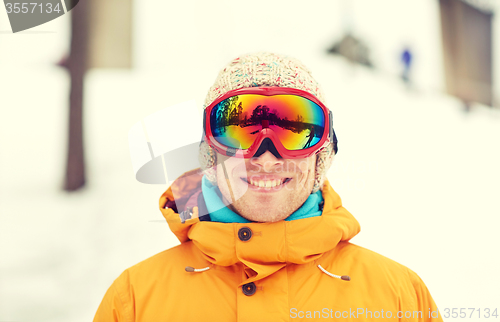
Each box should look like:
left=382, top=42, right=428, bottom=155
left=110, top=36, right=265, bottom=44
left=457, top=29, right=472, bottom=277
left=227, top=147, right=237, bottom=156
left=199, top=111, right=205, bottom=146
left=329, top=111, right=334, bottom=143
left=202, top=110, right=206, bottom=138
left=329, top=111, right=338, bottom=154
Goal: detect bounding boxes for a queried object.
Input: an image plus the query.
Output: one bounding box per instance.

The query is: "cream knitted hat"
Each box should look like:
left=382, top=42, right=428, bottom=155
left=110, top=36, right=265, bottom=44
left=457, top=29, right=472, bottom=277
left=198, top=52, right=336, bottom=193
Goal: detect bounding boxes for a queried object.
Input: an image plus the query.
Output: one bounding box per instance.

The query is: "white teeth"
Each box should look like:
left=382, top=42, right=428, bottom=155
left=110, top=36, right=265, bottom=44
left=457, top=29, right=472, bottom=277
left=248, top=178, right=286, bottom=188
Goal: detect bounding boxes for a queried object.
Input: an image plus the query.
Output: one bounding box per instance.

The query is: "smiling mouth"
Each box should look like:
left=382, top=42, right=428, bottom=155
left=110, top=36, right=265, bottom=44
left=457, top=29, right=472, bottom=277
left=241, top=177, right=292, bottom=188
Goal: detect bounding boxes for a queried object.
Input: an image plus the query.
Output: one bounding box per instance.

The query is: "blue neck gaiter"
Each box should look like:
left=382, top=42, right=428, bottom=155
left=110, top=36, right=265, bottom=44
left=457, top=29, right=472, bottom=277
left=201, top=175, right=323, bottom=223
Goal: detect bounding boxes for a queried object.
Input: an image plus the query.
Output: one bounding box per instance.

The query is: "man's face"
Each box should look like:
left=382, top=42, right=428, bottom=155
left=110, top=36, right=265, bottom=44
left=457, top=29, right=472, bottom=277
left=216, top=150, right=317, bottom=222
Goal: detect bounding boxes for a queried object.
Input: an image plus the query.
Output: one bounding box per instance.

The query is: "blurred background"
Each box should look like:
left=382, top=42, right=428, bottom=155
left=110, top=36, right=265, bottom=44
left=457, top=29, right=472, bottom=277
left=1, top=0, right=500, bottom=321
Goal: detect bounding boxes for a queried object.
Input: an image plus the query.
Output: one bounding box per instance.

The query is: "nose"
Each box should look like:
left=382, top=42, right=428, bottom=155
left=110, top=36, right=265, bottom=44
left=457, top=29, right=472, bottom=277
left=250, top=151, right=284, bottom=172
left=252, top=137, right=283, bottom=159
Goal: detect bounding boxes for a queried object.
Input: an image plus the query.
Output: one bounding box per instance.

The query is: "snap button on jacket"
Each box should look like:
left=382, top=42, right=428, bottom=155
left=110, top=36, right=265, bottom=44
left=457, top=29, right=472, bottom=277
left=93, top=168, right=442, bottom=322
left=242, top=282, right=256, bottom=296
left=238, top=227, right=252, bottom=241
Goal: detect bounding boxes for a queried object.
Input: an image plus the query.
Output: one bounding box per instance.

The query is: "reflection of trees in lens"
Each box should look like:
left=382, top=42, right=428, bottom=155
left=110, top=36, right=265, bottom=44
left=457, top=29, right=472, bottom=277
left=240, top=103, right=326, bottom=146
left=217, top=96, right=241, bottom=128
left=212, top=98, right=325, bottom=149
left=241, top=112, right=249, bottom=127
left=212, top=96, right=241, bottom=135
left=249, top=105, right=270, bottom=124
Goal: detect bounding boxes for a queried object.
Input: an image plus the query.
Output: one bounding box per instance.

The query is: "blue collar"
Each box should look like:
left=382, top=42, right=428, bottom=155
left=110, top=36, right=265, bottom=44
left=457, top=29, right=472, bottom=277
left=201, top=175, right=323, bottom=223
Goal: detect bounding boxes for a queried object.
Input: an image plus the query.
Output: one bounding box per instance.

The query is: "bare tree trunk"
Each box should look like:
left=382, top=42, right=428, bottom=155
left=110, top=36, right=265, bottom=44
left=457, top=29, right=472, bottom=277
left=64, top=0, right=89, bottom=191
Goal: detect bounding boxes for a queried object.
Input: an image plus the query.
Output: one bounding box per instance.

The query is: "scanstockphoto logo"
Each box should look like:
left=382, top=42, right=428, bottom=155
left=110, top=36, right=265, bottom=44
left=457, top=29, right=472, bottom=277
left=3, top=0, right=79, bottom=33
left=128, top=100, right=247, bottom=218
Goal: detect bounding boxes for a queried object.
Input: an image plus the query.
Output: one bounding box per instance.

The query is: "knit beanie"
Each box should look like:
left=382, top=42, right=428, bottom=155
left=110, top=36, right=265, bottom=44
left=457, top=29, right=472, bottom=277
left=198, top=52, right=336, bottom=193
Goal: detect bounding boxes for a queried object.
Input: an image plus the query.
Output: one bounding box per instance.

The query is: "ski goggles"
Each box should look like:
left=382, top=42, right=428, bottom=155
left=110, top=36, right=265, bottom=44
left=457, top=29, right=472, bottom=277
left=203, top=87, right=338, bottom=159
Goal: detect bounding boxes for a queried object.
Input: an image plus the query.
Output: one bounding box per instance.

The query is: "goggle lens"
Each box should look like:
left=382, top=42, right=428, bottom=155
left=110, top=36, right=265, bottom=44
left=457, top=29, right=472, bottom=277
left=209, top=94, right=325, bottom=151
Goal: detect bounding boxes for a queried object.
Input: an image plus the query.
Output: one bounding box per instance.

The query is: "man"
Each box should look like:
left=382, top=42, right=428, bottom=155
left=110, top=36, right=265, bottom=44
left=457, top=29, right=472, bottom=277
left=94, top=52, right=442, bottom=321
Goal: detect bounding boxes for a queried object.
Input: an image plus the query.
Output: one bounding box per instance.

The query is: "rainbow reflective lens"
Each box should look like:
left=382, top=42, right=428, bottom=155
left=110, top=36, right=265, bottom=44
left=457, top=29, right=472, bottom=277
left=204, top=87, right=336, bottom=159
left=209, top=94, right=325, bottom=150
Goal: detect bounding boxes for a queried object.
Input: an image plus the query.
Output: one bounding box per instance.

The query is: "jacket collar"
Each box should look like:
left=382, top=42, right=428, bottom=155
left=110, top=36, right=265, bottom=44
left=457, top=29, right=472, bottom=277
left=159, top=168, right=360, bottom=284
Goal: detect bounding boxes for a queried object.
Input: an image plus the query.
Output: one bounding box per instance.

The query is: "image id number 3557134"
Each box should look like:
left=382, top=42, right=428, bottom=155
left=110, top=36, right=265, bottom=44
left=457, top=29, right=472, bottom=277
left=5, top=2, right=62, bottom=14
left=442, top=308, right=498, bottom=319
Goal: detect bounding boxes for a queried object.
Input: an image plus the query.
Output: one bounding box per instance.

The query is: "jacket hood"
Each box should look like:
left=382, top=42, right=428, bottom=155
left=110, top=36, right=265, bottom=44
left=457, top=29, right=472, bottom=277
left=159, top=168, right=360, bottom=284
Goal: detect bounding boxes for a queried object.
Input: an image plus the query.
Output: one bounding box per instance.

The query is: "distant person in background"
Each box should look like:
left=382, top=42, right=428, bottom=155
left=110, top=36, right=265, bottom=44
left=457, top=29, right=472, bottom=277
left=401, top=47, right=413, bottom=85
left=93, top=52, right=442, bottom=321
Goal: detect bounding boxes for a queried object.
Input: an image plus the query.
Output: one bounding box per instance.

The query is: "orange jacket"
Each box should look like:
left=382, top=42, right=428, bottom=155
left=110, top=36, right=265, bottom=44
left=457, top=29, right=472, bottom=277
left=94, top=169, right=442, bottom=321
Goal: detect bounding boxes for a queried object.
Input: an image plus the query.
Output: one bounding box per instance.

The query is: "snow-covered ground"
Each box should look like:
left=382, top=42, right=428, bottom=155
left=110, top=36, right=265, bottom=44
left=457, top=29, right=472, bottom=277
left=1, top=0, right=500, bottom=321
